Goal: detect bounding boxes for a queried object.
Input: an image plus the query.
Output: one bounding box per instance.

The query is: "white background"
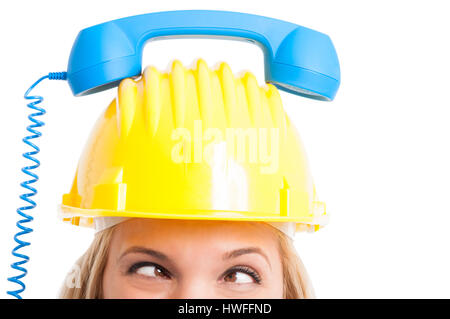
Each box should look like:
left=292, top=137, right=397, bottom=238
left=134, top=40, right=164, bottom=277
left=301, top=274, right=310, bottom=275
left=1, top=0, right=449, bottom=298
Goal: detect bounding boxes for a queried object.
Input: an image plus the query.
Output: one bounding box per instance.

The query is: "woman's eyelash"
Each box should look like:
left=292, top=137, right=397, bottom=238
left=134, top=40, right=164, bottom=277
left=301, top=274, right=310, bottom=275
left=225, top=265, right=262, bottom=284
left=127, top=261, right=171, bottom=278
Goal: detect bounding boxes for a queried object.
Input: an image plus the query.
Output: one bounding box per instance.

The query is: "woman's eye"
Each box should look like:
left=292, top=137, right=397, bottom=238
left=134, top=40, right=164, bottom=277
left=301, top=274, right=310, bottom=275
left=224, top=271, right=254, bottom=284
left=223, top=267, right=261, bottom=284
left=129, top=262, right=171, bottom=279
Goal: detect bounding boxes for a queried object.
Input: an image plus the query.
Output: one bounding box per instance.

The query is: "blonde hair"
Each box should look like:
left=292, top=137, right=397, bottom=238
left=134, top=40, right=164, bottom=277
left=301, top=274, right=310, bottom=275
left=59, top=228, right=113, bottom=299
left=59, top=225, right=314, bottom=299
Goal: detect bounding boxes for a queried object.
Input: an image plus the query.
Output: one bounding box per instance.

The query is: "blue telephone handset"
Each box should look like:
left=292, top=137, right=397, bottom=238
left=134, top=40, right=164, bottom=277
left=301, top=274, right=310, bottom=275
left=67, top=10, right=340, bottom=100
left=8, top=10, right=340, bottom=299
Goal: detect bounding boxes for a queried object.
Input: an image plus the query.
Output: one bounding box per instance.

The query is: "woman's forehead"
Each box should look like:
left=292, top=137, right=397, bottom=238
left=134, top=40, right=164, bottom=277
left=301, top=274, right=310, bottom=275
left=112, top=218, right=279, bottom=253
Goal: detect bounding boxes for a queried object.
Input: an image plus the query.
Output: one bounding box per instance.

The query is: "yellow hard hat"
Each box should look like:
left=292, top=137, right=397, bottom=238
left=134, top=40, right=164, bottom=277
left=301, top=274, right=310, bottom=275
left=60, top=59, right=327, bottom=232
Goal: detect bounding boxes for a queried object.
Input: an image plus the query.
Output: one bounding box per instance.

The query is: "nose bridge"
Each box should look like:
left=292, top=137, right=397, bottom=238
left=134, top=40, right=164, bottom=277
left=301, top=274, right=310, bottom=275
left=171, top=276, right=216, bottom=299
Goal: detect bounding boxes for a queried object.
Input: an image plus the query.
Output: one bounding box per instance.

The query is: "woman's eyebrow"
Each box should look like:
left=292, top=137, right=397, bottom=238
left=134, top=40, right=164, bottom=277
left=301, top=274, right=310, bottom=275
left=222, top=247, right=271, bottom=269
left=119, top=246, right=169, bottom=261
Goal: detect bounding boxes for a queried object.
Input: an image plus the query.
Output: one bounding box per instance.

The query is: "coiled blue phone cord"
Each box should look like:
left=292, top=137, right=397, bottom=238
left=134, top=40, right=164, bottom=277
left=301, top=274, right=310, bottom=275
left=7, top=72, right=67, bottom=299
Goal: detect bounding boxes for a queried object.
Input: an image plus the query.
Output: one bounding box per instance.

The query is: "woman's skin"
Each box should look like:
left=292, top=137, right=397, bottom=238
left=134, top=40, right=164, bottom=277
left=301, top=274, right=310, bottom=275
left=102, top=218, right=284, bottom=298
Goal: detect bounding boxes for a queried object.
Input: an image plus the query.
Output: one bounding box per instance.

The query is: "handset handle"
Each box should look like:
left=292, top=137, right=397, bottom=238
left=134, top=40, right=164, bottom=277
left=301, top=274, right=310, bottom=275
left=67, top=10, right=340, bottom=100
